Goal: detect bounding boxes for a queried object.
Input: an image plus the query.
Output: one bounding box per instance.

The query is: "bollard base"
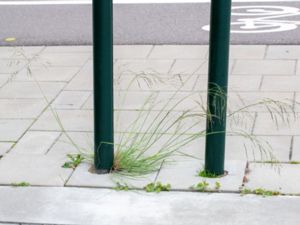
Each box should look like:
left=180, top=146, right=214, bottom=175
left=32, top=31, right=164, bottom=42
left=89, top=166, right=111, bottom=175
left=199, top=170, right=229, bottom=178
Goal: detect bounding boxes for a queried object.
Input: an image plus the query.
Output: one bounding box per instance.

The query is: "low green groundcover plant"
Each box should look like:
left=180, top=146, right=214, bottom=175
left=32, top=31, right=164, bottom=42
left=241, top=188, right=281, bottom=197
left=191, top=181, right=221, bottom=192
left=11, top=182, right=31, bottom=187
left=62, top=154, right=85, bottom=169
left=144, top=182, right=171, bottom=193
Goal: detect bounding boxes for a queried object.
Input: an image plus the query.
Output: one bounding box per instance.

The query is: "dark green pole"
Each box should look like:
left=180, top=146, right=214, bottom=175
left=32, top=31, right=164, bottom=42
left=205, top=0, right=232, bottom=175
left=93, top=0, right=114, bottom=172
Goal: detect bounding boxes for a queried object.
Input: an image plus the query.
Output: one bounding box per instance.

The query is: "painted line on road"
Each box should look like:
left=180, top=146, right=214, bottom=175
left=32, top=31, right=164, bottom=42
left=0, top=0, right=299, bottom=6
left=0, top=1, right=90, bottom=5
left=115, top=0, right=300, bottom=3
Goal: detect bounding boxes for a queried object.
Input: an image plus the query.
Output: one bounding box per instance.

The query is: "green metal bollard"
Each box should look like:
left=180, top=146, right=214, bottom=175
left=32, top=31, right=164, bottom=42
left=93, top=0, right=114, bottom=172
left=204, top=0, right=232, bottom=175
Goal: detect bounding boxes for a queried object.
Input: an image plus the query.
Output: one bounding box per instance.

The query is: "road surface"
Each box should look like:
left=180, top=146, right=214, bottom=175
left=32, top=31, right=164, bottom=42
left=0, top=0, right=300, bottom=45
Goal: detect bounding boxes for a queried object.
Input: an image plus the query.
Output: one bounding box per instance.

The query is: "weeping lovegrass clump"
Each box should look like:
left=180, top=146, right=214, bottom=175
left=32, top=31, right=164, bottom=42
left=14, top=48, right=298, bottom=177
left=112, top=93, right=206, bottom=177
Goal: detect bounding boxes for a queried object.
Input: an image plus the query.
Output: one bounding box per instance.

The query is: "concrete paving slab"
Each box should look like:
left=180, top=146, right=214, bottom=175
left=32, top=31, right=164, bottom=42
left=262, top=76, right=300, bottom=92
left=43, top=46, right=92, bottom=53
left=233, top=60, right=296, bottom=75
left=149, top=45, right=208, bottom=59
left=31, top=109, right=93, bottom=132
left=156, top=159, right=246, bottom=192
left=0, top=59, right=27, bottom=74
left=0, top=82, right=65, bottom=100
left=253, top=113, right=300, bottom=135
left=0, top=154, right=72, bottom=186
left=229, top=75, right=263, bottom=92
left=245, top=163, right=300, bottom=195
left=0, top=119, right=33, bottom=142
left=114, top=91, right=160, bottom=110
left=170, top=60, right=234, bottom=75
left=226, top=136, right=292, bottom=162
left=114, top=91, right=221, bottom=112
left=1, top=187, right=299, bottom=225
left=159, top=135, right=291, bottom=162
left=64, top=61, right=93, bottom=91
left=0, top=75, right=10, bottom=87
left=11, top=131, right=60, bottom=154
left=52, top=91, right=91, bottom=109
left=114, top=45, right=153, bottom=59
left=48, top=132, right=93, bottom=156
left=229, top=92, right=294, bottom=113
left=230, top=45, right=266, bottom=59
left=115, top=110, right=205, bottom=134
left=194, top=75, right=262, bottom=92
left=0, top=99, right=47, bottom=119
left=0, top=46, right=43, bottom=59
left=115, top=74, right=198, bottom=92
left=114, top=59, right=174, bottom=75
left=0, top=142, right=14, bottom=156
left=67, top=162, right=158, bottom=189
left=82, top=94, right=93, bottom=110
left=30, top=53, right=90, bottom=67
left=266, top=46, right=300, bottom=59
left=290, top=136, right=300, bottom=161
left=113, top=132, right=205, bottom=161
left=116, top=109, right=254, bottom=135
left=295, top=92, right=300, bottom=112
left=0, top=223, right=19, bottom=225
left=15, top=66, right=81, bottom=82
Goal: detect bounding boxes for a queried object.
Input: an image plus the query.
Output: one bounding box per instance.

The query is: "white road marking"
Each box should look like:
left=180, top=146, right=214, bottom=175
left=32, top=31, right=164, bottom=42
left=0, top=0, right=299, bottom=6
left=115, top=0, right=300, bottom=3
left=0, top=1, right=91, bottom=5
left=203, top=5, right=300, bottom=33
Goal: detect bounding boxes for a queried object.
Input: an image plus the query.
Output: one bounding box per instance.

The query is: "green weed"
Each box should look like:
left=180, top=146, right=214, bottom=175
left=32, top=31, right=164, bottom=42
left=241, top=188, right=281, bottom=197
left=215, top=181, right=221, bottom=190
left=62, top=154, right=85, bottom=169
left=290, top=161, right=300, bottom=164
left=144, top=182, right=171, bottom=193
left=11, top=182, right=30, bottom=187
left=198, top=170, right=220, bottom=178
left=113, top=182, right=130, bottom=191
left=192, top=180, right=210, bottom=192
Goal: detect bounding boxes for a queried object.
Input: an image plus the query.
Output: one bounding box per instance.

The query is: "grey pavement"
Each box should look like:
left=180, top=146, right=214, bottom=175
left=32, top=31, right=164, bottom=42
left=1, top=1, right=300, bottom=45
left=0, top=187, right=300, bottom=225
left=0, top=45, right=299, bottom=224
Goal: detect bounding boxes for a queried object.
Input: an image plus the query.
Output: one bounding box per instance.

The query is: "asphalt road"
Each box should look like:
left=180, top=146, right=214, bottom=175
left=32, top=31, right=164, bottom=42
left=0, top=1, right=300, bottom=45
